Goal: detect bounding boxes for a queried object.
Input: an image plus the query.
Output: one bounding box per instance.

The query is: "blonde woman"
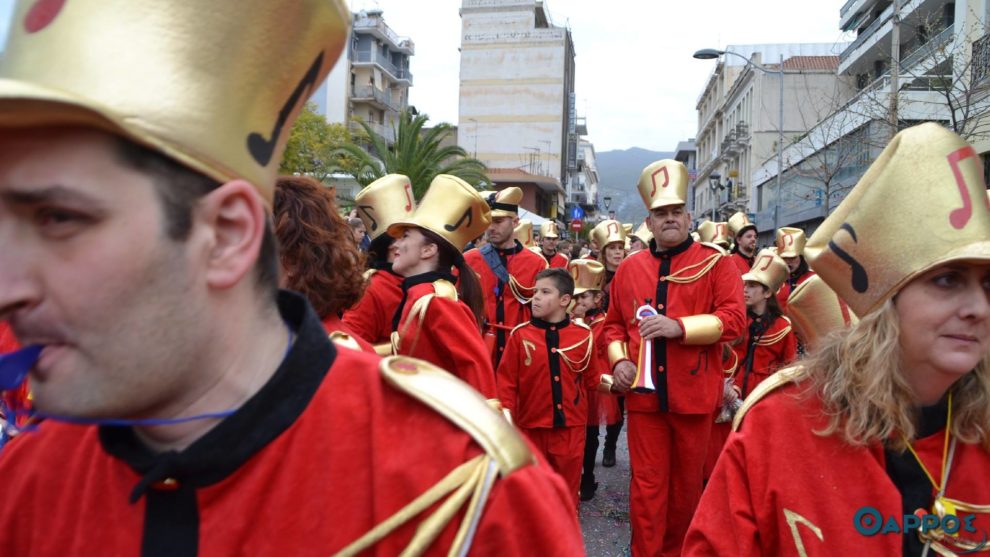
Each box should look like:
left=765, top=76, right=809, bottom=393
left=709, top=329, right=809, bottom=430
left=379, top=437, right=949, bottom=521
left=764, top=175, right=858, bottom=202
left=684, top=123, right=990, bottom=556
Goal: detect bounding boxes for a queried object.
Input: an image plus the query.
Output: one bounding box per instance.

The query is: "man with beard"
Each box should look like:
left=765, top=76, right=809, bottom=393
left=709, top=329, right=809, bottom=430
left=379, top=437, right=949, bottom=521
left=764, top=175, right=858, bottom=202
left=539, top=222, right=569, bottom=268
left=604, top=160, right=746, bottom=557
left=727, top=211, right=758, bottom=274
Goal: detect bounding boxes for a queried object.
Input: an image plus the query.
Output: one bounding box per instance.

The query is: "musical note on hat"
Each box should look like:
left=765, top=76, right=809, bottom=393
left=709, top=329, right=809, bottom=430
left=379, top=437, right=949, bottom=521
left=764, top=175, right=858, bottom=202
left=247, top=51, right=324, bottom=166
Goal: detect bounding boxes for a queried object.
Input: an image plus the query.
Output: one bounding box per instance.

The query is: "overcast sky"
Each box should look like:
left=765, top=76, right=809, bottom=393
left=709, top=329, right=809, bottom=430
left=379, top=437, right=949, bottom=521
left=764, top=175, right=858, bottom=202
left=0, top=0, right=853, bottom=152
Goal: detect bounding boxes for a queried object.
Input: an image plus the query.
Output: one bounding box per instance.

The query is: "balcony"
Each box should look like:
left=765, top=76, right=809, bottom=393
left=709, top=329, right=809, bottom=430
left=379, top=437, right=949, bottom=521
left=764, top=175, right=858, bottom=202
left=351, top=85, right=402, bottom=112
left=974, top=33, right=990, bottom=88
left=899, top=24, right=953, bottom=71
left=734, top=121, right=750, bottom=147
left=349, top=120, right=395, bottom=144
left=840, top=2, right=894, bottom=65
left=353, top=15, right=415, bottom=54
left=720, top=130, right=739, bottom=158
left=353, top=50, right=413, bottom=85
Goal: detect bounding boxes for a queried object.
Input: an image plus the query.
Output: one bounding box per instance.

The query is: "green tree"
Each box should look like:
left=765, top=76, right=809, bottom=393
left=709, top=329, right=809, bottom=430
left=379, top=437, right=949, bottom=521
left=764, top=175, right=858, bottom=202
left=279, top=102, right=352, bottom=183
left=336, top=109, right=489, bottom=199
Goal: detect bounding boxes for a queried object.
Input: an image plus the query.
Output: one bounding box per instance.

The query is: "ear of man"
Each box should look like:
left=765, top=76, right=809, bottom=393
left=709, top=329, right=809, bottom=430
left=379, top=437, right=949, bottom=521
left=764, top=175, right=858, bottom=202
left=196, top=180, right=269, bottom=291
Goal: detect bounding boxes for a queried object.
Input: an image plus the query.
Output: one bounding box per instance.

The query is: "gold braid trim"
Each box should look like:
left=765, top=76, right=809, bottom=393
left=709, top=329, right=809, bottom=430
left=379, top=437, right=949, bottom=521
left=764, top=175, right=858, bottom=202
left=394, top=281, right=459, bottom=357
left=334, top=455, right=498, bottom=557
left=756, top=325, right=793, bottom=346
left=507, top=275, right=536, bottom=304
left=329, top=332, right=363, bottom=352
left=556, top=334, right=595, bottom=374
left=724, top=349, right=740, bottom=377
left=661, top=253, right=722, bottom=284
left=732, top=365, right=804, bottom=432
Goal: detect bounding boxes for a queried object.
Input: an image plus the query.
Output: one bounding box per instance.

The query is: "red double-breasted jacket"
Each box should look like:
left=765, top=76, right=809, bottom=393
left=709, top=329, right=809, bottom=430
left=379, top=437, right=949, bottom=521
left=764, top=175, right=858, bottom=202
left=496, top=317, right=599, bottom=429
left=0, top=292, right=583, bottom=556
left=603, top=238, right=747, bottom=415
left=541, top=250, right=569, bottom=269
left=729, top=251, right=754, bottom=276
left=730, top=312, right=797, bottom=399
left=686, top=379, right=990, bottom=556
left=581, top=309, right=617, bottom=426
left=342, top=267, right=404, bottom=345
left=393, top=273, right=496, bottom=399
left=464, top=242, right=547, bottom=366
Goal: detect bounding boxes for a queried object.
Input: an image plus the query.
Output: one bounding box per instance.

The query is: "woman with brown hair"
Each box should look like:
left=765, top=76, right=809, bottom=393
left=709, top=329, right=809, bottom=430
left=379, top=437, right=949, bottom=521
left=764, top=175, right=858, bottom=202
left=685, top=123, right=990, bottom=556
left=386, top=175, right=497, bottom=399
left=273, top=175, right=373, bottom=352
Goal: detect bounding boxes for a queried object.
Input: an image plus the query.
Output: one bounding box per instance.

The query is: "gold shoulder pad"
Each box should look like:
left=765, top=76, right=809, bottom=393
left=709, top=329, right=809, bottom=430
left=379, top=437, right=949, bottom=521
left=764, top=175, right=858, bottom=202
left=329, top=331, right=362, bottom=352
left=572, top=319, right=591, bottom=331
left=732, top=365, right=804, bottom=432
left=380, top=356, right=534, bottom=476
left=363, top=268, right=377, bottom=281
left=432, top=279, right=458, bottom=301
left=510, top=321, right=529, bottom=336
left=699, top=241, right=728, bottom=256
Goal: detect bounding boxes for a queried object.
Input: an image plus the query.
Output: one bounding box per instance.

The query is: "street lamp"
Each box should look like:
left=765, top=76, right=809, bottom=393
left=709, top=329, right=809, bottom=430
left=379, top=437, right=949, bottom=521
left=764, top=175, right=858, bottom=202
left=708, top=171, right=722, bottom=221
left=603, top=195, right=612, bottom=211
left=693, top=48, right=785, bottom=233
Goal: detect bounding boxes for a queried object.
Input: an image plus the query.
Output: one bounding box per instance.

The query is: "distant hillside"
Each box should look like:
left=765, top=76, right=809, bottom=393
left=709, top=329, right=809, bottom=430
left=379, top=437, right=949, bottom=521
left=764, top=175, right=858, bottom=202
left=596, top=148, right=675, bottom=223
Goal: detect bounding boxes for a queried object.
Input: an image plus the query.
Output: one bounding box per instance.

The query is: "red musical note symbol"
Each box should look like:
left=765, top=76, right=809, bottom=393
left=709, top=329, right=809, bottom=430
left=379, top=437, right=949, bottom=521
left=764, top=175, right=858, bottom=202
left=650, top=166, right=670, bottom=197
left=716, top=223, right=726, bottom=237
left=757, top=255, right=773, bottom=271
left=946, top=146, right=979, bottom=230
left=784, top=234, right=794, bottom=247
left=607, top=222, right=619, bottom=236
left=403, top=182, right=413, bottom=212
left=25, top=0, right=66, bottom=33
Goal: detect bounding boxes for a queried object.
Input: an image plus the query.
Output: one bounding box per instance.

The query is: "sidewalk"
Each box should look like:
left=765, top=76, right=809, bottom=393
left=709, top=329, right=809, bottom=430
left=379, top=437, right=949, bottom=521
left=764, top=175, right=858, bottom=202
left=579, top=427, right=631, bottom=556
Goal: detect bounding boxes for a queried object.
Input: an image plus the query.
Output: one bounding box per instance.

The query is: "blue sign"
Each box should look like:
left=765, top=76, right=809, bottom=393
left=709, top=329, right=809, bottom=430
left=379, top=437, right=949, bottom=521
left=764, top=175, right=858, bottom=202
left=571, top=206, right=585, bottom=220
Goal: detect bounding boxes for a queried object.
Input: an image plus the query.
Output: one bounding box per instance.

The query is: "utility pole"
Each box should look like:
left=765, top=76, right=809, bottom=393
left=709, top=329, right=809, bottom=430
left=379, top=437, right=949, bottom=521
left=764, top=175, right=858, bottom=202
left=890, top=0, right=901, bottom=137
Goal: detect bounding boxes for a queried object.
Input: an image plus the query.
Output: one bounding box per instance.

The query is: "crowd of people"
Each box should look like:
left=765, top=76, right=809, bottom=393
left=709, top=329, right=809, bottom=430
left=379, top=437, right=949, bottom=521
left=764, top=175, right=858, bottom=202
left=0, top=1, right=987, bottom=556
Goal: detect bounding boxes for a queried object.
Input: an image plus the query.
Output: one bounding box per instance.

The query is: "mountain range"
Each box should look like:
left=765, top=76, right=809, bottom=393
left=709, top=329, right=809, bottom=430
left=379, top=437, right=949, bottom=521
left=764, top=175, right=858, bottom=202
left=595, top=147, right=675, bottom=224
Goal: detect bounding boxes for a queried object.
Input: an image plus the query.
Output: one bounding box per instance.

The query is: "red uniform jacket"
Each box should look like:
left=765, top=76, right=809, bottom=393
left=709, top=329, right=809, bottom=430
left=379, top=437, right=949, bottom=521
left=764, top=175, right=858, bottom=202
left=393, top=274, right=496, bottom=399
left=321, top=314, right=375, bottom=353
left=731, top=313, right=797, bottom=398
left=542, top=251, right=569, bottom=269
left=776, top=269, right=815, bottom=313
left=342, top=268, right=403, bottom=345
left=582, top=310, right=620, bottom=426
left=729, top=251, right=754, bottom=275
left=0, top=292, right=583, bottom=556
left=603, top=238, right=746, bottom=415
left=497, top=317, right=600, bottom=429
left=464, top=242, right=547, bottom=366
left=685, top=381, right=990, bottom=556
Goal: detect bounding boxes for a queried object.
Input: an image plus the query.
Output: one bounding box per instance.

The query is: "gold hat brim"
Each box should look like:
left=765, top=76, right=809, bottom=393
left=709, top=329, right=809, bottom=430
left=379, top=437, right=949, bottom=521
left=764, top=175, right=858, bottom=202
left=573, top=286, right=602, bottom=296
left=386, top=219, right=461, bottom=253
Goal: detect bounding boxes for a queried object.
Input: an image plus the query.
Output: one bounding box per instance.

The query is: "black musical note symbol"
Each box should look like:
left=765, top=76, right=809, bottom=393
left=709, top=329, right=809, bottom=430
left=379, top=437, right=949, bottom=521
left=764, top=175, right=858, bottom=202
left=444, top=208, right=472, bottom=232
left=827, top=223, right=869, bottom=293
left=357, top=205, right=378, bottom=231
left=247, top=51, right=325, bottom=166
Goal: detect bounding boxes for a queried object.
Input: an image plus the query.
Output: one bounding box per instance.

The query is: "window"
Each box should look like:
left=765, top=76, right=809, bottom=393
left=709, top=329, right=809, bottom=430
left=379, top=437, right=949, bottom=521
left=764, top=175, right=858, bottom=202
left=757, top=184, right=764, bottom=211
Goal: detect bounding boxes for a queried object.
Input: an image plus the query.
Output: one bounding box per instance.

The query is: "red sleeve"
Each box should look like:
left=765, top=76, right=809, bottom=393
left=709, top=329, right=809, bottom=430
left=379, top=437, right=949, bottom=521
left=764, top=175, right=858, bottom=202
left=583, top=331, right=601, bottom=392
left=603, top=269, right=631, bottom=360
left=496, top=332, right=521, bottom=415
left=424, top=299, right=496, bottom=399
left=342, top=275, right=391, bottom=344
left=709, top=256, right=747, bottom=343
left=780, top=329, right=798, bottom=369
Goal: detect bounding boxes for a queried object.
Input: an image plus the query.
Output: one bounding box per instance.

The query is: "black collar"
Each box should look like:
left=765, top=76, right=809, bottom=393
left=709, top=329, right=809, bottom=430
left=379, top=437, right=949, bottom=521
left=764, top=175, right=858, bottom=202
left=732, top=245, right=755, bottom=263
left=402, top=270, right=456, bottom=291
left=650, top=236, right=694, bottom=258
left=100, top=290, right=335, bottom=502
left=585, top=308, right=602, bottom=319
left=531, top=316, right=570, bottom=330
left=496, top=240, right=525, bottom=256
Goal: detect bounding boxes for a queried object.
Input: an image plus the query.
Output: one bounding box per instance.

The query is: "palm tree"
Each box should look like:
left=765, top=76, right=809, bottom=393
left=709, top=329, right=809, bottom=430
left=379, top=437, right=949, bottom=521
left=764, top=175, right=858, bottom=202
left=336, top=109, right=489, bottom=199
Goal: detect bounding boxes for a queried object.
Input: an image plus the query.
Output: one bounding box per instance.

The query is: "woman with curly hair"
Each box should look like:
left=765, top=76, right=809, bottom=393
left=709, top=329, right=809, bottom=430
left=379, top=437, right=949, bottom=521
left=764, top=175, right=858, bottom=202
left=387, top=175, right=497, bottom=399
left=273, top=175, right=373, bottom=352
left=685, top=123, right=990, bottom=556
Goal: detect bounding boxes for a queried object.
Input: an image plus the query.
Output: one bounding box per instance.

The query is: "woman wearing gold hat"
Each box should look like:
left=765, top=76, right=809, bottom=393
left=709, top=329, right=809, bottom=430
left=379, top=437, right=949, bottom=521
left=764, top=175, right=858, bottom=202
left=387, top=175, right=497, bottom=399
left=685, top=123, right=990, bottom=555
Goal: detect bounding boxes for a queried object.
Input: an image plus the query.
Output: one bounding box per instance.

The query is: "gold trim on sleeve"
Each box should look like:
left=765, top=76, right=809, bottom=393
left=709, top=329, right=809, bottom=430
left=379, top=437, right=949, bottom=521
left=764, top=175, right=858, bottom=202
left=680, top=314, right=724, bottom=345
left=607, top=340, right=631, bottom=367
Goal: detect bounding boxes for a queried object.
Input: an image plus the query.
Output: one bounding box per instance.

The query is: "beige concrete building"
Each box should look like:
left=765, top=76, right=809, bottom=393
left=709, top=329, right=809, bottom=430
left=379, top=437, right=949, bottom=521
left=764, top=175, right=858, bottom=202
left=458, top=0, right=573, bottom=219
left=310, top=9, right=413, bottom=144
left=694, top=44, right=855, bottom=233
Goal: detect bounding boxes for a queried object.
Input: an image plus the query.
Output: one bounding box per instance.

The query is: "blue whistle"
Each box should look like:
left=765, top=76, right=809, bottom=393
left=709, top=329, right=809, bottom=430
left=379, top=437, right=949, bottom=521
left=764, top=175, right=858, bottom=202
left=0, top=345, right=42, bottom=390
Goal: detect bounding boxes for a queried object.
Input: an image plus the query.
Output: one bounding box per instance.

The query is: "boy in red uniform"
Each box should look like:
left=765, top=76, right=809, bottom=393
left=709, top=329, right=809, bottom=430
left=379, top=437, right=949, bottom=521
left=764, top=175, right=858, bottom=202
left=498, top=268, right=600, bottom=508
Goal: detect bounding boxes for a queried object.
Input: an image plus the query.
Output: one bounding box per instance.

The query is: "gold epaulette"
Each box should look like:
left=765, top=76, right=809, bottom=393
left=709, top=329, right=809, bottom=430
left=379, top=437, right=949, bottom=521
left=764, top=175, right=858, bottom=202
left=572, top=319, right=591, bottom=331
left=731, top=365, right=804, bottom=432
left=337, top=357, right=534, bottom=557
left=508, top=274, right=536, bottom=304
left=699, top=241, right=729, bottom=256
left=432, top=278, right=458, bottom=301
left=509, top=321, right=529, bottom=336
left=756, top=317, right=792, bottom=346
left=329, top=331, right=363, bottom=352
left=362, top=268, right=377, bottom=281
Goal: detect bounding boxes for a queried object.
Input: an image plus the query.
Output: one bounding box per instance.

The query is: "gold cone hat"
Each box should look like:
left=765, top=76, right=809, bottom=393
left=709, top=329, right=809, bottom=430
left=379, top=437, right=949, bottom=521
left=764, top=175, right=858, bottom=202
left=630, top=222, right=654, bottom=246
left=775, top=227, right=807, bottom=258
left=515, top=220, right=535, bottom=248
left=590, top=219, right=627, bottom=251
left=489, top=187, right=523, bottom=218
left=728, top=211, right=757, bottom=237
left=637, top=160, right=689, bottom=210
left=354, top=174, right=416, bottom=241
left=697, top=220, right=731, bottom=249
left=540, top=221, right=560, bottom=239
left=388, top=175, right=491, bottom=252
left=568, top=259, right=606, bottom=295
left=741, top=249, right=789, bottom=293
left=785, top=274, right=858, bottom=350
left=805, top=123, right=990, bottom=316
left=0, top=0, right=349, bottom=203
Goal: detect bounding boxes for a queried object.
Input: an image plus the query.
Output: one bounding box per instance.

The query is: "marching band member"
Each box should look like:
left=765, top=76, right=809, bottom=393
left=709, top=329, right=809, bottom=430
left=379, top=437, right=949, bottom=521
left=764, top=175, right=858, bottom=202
left=772, top=226, right=813, bottom=313
left=497, top=268, right=600, bottom=508
left=628, top=222, right=655, bottom=253
left=465, top=187, right=548, bottom=368
left=515, top=219, right=536, bottom=250
left=727, top=211, right=758, bottom=274
left=540, top=222, right=570, bottom=267
left=696, top=220, right=732, bottom=251
left=342, top=175, right=415, bottom=352
left=273, top=175, right=373, bottom=352
left=604, top=160, right=746, bottom=556
left=0, top=2, right=583, bottom=553
left=387, top=175, right=497, bottom=399
left=686, top=123, right=990, bottom=556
